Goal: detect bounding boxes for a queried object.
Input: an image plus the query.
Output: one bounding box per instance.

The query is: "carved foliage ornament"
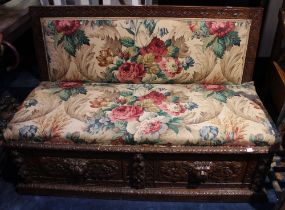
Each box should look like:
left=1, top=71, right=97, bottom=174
left=159, top=161, right=244, bottom=184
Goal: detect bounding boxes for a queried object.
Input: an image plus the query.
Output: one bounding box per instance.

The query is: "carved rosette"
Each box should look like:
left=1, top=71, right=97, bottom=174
left=63, top=159, right=88, bottom=182
left=131, top=154, right=145, bottom=189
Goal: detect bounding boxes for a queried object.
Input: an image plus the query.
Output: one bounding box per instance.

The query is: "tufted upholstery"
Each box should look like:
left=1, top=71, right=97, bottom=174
left=4, top=82, right=278, bottom=146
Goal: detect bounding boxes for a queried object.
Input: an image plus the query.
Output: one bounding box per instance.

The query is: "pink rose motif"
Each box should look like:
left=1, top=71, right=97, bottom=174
left=109, top=105, right=144, bottom=122
left=126, top=113, right=169, bottom=142
left=54, top=20, right=81, bottom=35
left=140, top=37, right=168, bottom=62
left=59, top=81, right=82, bottom=89
left=205, top=21, right=235, bottom=38
left=116, top=62, right=145, bottom=83
left=111, top=137, right=125, bottom=145
left=139, top=91, right=166, bottom=105
left=189, top=23, right=199, bottom=32
left=119, top=51, right=130, bottom=60
left=141, top=120, right=162, bottom=135
left=203, top=84, right=226, bottom=92
left=116, top=97, right=127, bottom=104
left=159, top=57, right=183, bottom=78
left=159, top=102, right=186, bottom=116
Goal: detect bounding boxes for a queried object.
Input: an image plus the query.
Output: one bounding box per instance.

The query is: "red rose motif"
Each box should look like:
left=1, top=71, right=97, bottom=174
left=159, top=57, right=183, bottom=78
left=203, top=84, right=226, bottom=92
left=139, top=91, right=166, bottom=105
left=140, top=37, right=168, bottom=62
left=205, top=21, right=235, bottom=38
left=54, top=20, right=81, bottom=35
left=189, top=23, right=199, bottom=32
left=143, top=121, right=162, bottom=134
left=59, top=81, right=82, bottom=89
left=116, top=97, right=127, bottom=104
left=119, top=51, right=130, bottom=60
left=158, top=102, right=186, bottom=116
left=109, top=105, right=144, bottom=122
left=111, top=137, right=125, bottom=145
left=116, top=62, right=145, bottom=83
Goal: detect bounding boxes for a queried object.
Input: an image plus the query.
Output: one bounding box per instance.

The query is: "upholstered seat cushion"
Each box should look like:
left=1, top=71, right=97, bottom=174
left=4, top=82, right=278, bottom=146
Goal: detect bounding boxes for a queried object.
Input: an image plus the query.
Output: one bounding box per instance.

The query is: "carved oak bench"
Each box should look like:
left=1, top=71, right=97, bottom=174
left=2, top=5, right=280, bottom=201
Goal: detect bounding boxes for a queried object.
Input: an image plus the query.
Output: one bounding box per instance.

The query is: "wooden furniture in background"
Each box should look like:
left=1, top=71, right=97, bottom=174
left=0, top=0, right=39, bottom=42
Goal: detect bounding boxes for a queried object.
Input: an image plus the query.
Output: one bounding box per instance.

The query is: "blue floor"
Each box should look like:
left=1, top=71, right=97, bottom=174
left=0, top=72, right=280, bottom=210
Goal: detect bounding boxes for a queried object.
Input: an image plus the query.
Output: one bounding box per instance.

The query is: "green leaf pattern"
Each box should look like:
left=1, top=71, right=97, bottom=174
left=48, top=21, right=90, bottom=57
left=7, top=82, right=278, bottom=147
left=44, top=18, right=246, bottom=83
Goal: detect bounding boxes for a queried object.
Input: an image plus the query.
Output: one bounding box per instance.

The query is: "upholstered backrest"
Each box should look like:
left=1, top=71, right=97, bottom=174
left=31, top=6, right=263, bottom=84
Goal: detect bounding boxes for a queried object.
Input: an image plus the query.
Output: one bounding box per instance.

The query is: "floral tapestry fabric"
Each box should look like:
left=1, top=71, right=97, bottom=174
left=4, top=82, right=278, bottom=146
left=41, top=18, right=251, bottom=84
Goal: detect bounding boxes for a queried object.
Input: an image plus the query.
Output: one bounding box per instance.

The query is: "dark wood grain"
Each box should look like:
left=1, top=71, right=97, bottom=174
left=4, top=141, right=277, bottom=154
left=7, top=145, right=271, bottom=201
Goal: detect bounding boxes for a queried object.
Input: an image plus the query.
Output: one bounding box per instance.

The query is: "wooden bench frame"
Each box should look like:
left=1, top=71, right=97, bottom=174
left=4, top=6, right=279, bottom=202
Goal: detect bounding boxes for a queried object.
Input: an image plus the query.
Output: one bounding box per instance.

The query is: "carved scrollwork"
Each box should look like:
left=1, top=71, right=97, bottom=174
left=159, top=161, right=191, bottom=182
left=158, top=160, right=245, bottom=185
left=159, top=161, right=215, bottom=184
left=131, top=154, right=145, bottom=189
left=86, top=160, right=120, bottom=180
left=40, top=157, right=121, bottom=183
left=209, top=161, right=244, bottom=182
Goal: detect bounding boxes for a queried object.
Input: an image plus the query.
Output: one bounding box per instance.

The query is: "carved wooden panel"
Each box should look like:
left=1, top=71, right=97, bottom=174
left=145, top=161, right=155, bottom=187
left=10, top=148, right=273, bottom=200
left=16, top=155, right=128, bottom=186
left=158, top=161, right=190, bottom=183
left=208, top=161, right=245, bottom=182
left=156, top=160, right=247, bottom=184
left=131, top=154, right=145, bottom=189
left=243, top=160, right=258, bottom=183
